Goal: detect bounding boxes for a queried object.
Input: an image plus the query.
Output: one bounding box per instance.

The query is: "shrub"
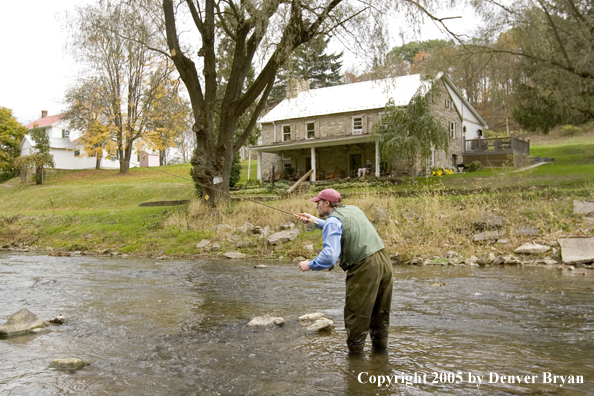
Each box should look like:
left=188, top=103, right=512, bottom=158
left=229, top=152, right=241, bottom=187
left=560, top=124, right=583, bottom=136
left=468, top=161, right=483, bottom=172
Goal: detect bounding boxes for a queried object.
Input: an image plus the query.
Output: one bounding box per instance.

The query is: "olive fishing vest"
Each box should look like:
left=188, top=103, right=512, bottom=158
left=329, top=205, right=385, bottom=271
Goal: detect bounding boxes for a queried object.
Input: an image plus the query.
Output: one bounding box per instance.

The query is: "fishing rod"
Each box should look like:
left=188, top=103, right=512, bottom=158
left=118, top=157, right=319, bottom=225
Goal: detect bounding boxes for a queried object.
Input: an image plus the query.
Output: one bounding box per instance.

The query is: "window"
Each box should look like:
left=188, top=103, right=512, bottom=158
left=283, top=125, right=291, bottom=142
left=74, top=150, right=80, bottom=157
left=306, top=122, right=315, bottom=139
left=449, top=121, right=456, bottom=139
left=352, top=117, right=363, bottom=134
left=62, top=129, right=70, bottom=139
left=378, top=113, right=388, bottom=132
left=283, top=160, right=292, bottom=170
left=445, top=98, right=452, bottom=109
left=426, top=148, right=435, bottom=170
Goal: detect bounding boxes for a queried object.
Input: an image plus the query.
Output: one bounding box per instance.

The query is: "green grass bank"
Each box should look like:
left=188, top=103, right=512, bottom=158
left=1, top=127, right=593, bottom=263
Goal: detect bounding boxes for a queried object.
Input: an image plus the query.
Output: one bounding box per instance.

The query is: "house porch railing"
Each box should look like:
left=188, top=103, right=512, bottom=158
left=463, top=135, right=530, bottom=156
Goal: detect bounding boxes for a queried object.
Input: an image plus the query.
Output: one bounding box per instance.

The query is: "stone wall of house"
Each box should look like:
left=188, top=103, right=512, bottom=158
left=260, top=109, right=381, bottom=146
left=388, top=79, right=464, bottom=176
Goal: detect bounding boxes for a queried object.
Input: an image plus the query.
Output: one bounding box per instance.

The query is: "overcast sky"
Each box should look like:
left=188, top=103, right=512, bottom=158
left=0, top=1, right=477, bottom=125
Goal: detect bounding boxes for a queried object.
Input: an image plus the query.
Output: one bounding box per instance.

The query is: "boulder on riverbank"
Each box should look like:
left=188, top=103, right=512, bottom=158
left=267, top=228, right=300, bottom=245
left=514, top=242, right=550, bottom=254
left=0, top=309, right=47, bottom=337
left=223, top=251, right=246, bottom=259
left=48, top=358, right=88, bottom=371
left=559, top=237, right=594, bottom=265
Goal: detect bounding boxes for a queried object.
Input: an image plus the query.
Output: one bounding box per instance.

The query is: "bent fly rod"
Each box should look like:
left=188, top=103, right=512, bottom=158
left=120, top=158, right=319, bottom=226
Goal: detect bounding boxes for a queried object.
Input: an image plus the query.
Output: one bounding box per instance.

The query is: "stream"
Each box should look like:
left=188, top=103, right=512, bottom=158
left=1, top=253, right=593, bottom=395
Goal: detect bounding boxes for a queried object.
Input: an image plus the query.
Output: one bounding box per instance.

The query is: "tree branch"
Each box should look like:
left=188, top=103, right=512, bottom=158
left=536, top=0, right=572, bottom=69
left=233, top=79, right=274, bottom=151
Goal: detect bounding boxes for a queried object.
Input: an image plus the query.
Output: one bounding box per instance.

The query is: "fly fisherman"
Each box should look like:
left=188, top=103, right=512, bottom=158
left=297, top=188, right=393, bottom=354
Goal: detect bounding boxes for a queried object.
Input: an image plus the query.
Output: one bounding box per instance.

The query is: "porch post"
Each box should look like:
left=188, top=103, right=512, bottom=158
left=311, top=146, right=316, bottom=181
left=375, top=140, right=380, bottom=177
left=257, top=150, right=262, bottom=182
left=247, top=148, right=251, bottom=180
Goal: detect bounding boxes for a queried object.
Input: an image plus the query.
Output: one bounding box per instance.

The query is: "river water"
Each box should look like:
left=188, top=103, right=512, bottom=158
left=0, top=253, right=593, bottom=395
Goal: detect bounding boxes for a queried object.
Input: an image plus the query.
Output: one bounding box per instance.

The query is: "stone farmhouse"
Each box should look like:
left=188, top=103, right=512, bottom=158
left=255, top=73, right=488, bottom=181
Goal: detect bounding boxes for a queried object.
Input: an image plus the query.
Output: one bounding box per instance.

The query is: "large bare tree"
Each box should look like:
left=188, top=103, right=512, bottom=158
left=66, top=1, right=178, bottom=172
left=160, top=0, right=445, bottom=202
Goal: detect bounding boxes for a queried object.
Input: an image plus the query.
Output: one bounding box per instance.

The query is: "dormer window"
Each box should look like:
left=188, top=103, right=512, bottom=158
left=352, top=117, right=363, bottom=135
left=62, top=129, right=70, bottom=139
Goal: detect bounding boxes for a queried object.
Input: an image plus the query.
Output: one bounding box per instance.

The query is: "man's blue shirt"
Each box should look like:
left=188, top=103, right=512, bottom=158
left=309, top=215, right=342, bottom=271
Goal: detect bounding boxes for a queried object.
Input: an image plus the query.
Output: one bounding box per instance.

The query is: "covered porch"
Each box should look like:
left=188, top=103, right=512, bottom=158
left=255, top=135, right=381, bottom=182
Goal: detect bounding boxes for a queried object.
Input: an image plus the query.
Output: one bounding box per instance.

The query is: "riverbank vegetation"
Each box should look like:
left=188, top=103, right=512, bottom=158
left=1, top=126, right=593, bottom=262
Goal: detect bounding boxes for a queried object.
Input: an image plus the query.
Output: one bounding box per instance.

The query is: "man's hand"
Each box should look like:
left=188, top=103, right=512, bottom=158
left=298, top=260, right=311, bottom=271
left=297, top=213, right=318, bottom=224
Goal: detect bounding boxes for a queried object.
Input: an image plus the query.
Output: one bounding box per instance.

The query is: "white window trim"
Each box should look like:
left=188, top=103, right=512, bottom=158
left=352, top=116, right=363, bottom=135
left=426, top=148, right=436, bottom=171
left=281, top=124, right=292, bottom=142
left=450, top=121, right=456, bottom=139
left=305, top=122, right=316, bottom=139
left=445, top=98, right=452, bottom=109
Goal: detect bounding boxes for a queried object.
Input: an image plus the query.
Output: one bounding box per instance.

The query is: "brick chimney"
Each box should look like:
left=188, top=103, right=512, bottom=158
left=41, top=110, right=48, bottom=118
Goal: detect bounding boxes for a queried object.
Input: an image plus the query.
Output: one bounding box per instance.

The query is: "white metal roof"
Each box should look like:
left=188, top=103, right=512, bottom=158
left=260, top=74, right=428, bottom=123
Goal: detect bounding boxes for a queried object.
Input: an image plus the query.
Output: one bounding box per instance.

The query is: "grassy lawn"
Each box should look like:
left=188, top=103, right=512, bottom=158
left=239, top=159, right=258, bottom=183
left=1, top=128, right=593, bottom=259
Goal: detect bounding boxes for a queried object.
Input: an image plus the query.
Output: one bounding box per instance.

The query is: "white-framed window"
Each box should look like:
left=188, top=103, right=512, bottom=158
left=445, top=98, right=452, bottom=109
left=283, top=159, right=292, bottom=170
left=62, top=129, right=70, bottom=139
left=426, top=148, right=435, bottom=171
left=352, top=117, right=363, bottom=134
left=449, top=121, right=456, bottom=139
left=282, top=125, right=291, bottom=142
left=306, top=122, right=315, bottom=139
left=74, top=149, right=80, bottom=157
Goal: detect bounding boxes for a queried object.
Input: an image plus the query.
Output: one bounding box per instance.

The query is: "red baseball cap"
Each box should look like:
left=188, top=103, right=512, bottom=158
left=310, top=188, right=341, bottom=203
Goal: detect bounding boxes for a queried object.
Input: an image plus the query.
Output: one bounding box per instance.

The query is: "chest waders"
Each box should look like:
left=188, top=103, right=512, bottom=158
left=329, top=206, right=394, bottom=353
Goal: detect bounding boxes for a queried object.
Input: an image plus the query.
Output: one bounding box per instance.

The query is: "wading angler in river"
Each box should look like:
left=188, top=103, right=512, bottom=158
left=297, top=189, right=394, bottom=354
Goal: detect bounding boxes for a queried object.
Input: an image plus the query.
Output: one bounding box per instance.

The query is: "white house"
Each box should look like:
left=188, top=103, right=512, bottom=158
left=20, top=111, right=133, bottom=170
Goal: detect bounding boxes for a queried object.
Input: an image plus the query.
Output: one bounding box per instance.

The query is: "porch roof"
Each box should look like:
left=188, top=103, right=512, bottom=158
left=254, top=134, right=379, bottom=153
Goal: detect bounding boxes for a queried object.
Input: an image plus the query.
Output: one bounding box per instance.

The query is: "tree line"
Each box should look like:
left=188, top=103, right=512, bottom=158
left=1, top=0, right=591, bottom=193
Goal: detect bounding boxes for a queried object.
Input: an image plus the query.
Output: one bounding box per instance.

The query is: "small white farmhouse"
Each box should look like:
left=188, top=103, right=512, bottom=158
left=20, top=111, right=130, bottom=170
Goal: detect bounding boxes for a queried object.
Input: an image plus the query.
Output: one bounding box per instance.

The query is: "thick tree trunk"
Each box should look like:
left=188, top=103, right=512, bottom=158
left=159, top=150, right=166, bottom=166
left=95, top=155, right=102, bottom=170
left=190, top=126, right=233, bottom=205
left=36, top=166, right=43, bottom=185
left=119, top=144, right=134, bottom=173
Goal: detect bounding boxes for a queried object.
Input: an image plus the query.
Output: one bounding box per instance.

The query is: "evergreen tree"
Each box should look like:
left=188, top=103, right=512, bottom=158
left=268, top=37, right=343, bottom=108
